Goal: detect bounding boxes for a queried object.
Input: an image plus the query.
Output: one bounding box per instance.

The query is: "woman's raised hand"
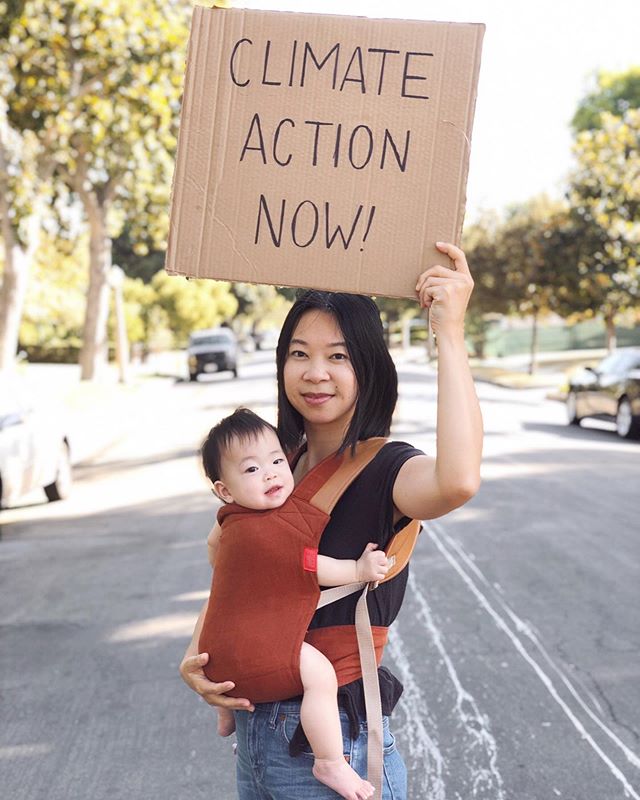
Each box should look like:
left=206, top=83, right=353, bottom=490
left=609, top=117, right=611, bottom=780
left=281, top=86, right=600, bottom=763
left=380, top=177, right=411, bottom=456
left=179, top=651, right=255, bottom=711
left=415, top=242, right=474, bottom=338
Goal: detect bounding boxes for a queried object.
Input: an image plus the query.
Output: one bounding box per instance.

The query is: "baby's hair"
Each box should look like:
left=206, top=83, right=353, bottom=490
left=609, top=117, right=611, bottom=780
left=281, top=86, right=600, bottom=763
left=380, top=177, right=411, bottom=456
left=201, top=408, right=279, bottom=484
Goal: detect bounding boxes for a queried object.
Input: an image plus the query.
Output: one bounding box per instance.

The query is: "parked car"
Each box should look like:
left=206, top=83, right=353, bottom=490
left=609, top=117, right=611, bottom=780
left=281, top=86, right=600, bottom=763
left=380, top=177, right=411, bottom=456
left=0, top=374, right=72, bottom=509
left=187, top=327, right=238, bottom=381
left=566, top=348, right=640, bottom=439
left=252, top=329, right=280, bottom=351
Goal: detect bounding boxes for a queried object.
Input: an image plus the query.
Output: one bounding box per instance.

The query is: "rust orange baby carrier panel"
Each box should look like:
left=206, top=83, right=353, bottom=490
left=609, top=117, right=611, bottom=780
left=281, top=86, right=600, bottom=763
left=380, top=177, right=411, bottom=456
left=199, top=439, right=387, bottom=704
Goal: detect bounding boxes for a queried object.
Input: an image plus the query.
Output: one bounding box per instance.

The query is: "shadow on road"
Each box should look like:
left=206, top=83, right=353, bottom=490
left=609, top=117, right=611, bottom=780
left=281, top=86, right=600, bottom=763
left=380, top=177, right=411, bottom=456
left=73, top=447, right=199, bottom=479
left=522, top=420, right=638, bottom=444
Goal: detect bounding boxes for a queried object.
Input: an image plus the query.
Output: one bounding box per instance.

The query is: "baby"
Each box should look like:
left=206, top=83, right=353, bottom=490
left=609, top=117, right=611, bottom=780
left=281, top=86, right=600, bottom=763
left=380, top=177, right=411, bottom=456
left=201, top=408, right=390, bottom=800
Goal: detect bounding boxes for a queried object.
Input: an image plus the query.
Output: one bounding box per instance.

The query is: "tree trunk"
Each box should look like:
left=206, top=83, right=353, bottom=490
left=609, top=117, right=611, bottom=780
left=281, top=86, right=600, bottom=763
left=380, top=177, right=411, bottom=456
left=79, top=191, right=112, bottom=380
left=474, top=338, right=486, bottom=360
left=528, top=311, right=539, bottom=375
left=0, top=125, right=44, bottom=371
left=605, top=314, right=617, bottom=352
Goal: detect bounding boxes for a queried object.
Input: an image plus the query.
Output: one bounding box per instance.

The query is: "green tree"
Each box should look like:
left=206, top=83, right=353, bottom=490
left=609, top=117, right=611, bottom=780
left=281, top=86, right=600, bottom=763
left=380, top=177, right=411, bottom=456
left=5, top=0, right=190, bottom=379
left=0, top=0, right=56, bottom=369
left=151, top=272, right=238, bottom=345
left=572, top=68, right=640, bottom=132
left=18, top=232, right=87, bottom=356
left=118, top=276, right=160, bottom=350
left=497, top=198, right=585, bottom=373
left=462, top=212, right=511, bottom=358
left=568, top=109, right=640, bottom=349
left=112, top=225, right=166, bottom=284
left=230, top=282, right=291, bottom=341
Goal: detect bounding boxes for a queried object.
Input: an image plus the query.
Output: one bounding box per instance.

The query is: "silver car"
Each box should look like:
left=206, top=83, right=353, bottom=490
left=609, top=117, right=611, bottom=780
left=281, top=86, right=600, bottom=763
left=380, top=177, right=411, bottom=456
left=0, top=373, right=72, bottom=509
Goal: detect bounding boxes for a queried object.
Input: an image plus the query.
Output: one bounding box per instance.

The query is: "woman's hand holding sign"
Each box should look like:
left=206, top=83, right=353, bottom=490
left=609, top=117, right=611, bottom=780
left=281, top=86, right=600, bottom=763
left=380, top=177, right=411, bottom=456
left=415, top=241, right=474, bottom=339
left=392, top=240, right=481, bottom=521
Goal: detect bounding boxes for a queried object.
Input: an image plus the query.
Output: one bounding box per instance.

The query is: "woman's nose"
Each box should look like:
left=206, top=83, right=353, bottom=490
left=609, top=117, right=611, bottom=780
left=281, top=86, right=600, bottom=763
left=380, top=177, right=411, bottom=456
left=303, top=360, right=330, bottom=382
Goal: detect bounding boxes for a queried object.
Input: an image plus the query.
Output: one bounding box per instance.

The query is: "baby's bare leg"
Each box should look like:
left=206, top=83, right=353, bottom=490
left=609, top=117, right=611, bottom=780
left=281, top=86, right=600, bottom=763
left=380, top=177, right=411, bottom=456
left=217, top=707, right=236, bottom=737
left=299, top=642, right=375, bottom=800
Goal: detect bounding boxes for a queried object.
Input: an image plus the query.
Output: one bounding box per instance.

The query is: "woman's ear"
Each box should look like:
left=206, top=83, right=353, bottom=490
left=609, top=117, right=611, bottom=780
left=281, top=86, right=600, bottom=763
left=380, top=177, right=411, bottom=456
left=213, top=480, right=234, bottom=504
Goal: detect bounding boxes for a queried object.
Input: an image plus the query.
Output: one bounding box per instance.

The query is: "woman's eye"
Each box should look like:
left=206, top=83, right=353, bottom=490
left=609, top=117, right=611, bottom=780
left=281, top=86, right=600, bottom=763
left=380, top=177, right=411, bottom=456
left=331, top=352, right=348, bottom=361
left=289, top=349, right=307, bottom=358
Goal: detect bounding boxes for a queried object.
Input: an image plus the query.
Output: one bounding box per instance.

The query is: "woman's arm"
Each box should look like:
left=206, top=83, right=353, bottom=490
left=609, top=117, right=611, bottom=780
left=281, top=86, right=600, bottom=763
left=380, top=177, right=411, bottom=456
left=392, top=242, right=483, bottom=521
left=178, top=522, right=254, bottom=711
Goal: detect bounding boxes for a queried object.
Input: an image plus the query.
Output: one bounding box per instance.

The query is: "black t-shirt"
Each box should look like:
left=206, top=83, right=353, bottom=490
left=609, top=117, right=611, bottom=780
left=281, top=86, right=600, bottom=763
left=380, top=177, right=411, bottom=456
left=289, top=440, right=424, bottom=749
left=310, top=439, right=423, bottom=630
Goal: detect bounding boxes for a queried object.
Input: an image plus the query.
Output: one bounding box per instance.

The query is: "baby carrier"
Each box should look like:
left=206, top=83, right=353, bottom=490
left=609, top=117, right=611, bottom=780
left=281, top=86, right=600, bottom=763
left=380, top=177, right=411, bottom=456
left=199, top=437, right=421, bottom=799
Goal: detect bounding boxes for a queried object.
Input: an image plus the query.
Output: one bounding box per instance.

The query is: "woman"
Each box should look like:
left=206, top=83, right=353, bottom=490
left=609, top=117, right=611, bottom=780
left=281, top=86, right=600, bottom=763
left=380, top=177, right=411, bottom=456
left=180, top=242, right=483, bottom=799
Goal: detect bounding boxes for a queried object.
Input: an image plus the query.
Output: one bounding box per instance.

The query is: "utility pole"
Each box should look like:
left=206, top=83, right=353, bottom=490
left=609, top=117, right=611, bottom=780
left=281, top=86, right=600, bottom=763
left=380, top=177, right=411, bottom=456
left=109, top=265, right=129, bottom=384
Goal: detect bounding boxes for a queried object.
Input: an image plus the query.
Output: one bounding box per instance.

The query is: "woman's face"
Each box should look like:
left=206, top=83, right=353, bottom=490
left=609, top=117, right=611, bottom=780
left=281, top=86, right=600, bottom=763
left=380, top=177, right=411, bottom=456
left=283, top=310, right=358, bottom=432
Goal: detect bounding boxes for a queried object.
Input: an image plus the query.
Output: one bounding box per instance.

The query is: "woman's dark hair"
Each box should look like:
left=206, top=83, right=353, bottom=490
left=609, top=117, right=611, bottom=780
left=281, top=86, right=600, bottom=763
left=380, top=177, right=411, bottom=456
left=276, top=290, right=398, bottom=454
left=201, top=408, right=278, bottom=483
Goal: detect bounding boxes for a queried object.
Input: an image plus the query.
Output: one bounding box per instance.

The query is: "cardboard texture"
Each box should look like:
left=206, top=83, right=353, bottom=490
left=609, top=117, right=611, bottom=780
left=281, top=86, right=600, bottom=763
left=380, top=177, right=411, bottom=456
left=166, top=5, right=484, bottom=299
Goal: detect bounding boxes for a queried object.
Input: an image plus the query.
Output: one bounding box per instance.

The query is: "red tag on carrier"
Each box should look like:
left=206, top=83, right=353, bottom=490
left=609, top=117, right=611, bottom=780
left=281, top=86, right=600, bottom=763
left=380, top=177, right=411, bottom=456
left=303, top=548, right=318, bottom=572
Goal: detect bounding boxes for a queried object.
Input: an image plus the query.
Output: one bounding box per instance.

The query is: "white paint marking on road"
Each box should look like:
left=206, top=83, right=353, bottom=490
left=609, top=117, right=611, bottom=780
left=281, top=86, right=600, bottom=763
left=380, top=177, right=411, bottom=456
left=449, top=542, right=605, bottom=716
left=0, top=743, right=53, bottom=759
left=443, top=531, right=640, bottom=770
left=427, top=521, right=640, bottom=800
left=387, top=627, right=447, bottom=800
left=407, top=572, right=507, bottom=800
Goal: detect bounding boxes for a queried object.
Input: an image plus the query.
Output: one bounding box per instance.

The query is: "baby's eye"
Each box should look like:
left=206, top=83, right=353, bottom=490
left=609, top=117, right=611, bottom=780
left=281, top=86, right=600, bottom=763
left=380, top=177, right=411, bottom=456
left=273, top=457, right=285, bottom=465
left=244, top=466, right=258, bottom=474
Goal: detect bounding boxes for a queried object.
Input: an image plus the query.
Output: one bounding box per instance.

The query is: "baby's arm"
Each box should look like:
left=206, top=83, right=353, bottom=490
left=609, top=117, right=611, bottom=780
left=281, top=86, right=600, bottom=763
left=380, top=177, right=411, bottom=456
left=316, top=543, right=390, bottom=586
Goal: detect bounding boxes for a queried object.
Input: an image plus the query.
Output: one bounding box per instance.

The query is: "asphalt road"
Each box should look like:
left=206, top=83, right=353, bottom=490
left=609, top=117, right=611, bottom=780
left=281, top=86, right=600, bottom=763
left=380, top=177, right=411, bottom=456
left=1, top=351, right=638, bottom=800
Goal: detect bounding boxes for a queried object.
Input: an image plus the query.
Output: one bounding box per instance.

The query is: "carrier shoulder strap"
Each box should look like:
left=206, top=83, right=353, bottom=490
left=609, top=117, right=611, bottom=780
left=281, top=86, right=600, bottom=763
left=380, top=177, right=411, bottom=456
left=306, top=436, right=423, bottom=583
left=308, top=437, right=388, bottom=514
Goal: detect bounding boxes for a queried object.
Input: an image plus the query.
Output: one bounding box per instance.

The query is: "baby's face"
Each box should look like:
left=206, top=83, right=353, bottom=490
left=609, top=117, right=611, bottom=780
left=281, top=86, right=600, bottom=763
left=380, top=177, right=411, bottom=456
left=216, top=428, right=295, bottom=510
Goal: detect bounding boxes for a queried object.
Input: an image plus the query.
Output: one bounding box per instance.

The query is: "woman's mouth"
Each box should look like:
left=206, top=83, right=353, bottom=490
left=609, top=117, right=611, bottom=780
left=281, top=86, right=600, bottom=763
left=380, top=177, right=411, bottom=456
left=301, top=393, right=334, bottom=406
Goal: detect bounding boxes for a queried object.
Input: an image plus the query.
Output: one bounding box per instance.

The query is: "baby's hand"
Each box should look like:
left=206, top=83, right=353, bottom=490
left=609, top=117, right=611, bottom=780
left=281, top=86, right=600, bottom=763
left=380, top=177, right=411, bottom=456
left=356, top=543, right=390, bottom=583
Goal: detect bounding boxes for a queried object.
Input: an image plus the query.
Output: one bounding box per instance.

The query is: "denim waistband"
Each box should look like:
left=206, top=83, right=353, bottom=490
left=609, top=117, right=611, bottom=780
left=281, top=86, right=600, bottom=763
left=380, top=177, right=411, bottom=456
left=250, top=697, right=371, bottom=738
left=251, top=699, right=303, bottom=726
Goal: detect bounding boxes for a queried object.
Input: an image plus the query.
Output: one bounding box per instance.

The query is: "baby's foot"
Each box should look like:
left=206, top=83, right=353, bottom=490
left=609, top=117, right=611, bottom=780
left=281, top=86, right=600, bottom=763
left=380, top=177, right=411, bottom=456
left=217, top=708, right=236, bottom=737
left=312, top=757, right=375, bottom=800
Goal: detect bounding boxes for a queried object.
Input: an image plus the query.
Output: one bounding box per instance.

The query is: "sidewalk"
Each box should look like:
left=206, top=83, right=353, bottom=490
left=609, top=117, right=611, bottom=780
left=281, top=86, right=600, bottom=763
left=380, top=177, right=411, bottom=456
left=17, top=358, right=178, bottom=466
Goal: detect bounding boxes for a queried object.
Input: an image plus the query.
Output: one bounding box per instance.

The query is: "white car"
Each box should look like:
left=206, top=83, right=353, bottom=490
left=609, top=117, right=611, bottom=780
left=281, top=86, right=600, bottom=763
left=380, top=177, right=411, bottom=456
left=0, top=373, right=72, bottom=509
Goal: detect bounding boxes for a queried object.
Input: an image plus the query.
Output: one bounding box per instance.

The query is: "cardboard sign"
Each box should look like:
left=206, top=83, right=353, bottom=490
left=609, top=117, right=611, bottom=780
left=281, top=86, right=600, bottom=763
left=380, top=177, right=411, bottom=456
left=165, top=5, right=484, bottom=299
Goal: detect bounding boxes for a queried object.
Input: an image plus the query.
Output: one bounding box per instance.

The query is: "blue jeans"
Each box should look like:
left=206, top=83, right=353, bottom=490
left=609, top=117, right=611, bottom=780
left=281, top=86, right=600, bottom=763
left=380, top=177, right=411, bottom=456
left=234, top=699, right=407, bottom=800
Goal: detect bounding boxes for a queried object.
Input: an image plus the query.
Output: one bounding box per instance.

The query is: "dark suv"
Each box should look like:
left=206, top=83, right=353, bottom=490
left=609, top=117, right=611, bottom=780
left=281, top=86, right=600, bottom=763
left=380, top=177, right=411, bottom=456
left=187, top=328, right=238, bottom=381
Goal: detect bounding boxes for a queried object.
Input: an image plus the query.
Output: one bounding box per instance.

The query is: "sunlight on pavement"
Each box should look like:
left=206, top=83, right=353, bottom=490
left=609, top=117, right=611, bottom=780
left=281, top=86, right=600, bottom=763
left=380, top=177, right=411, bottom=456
left=172, top=590, right=210, bottom=602
left=107, top=612, right=202, bottom=642
left=0, top=454, right=210, bottom=526
left=481, top=462, right=579, bottom=481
